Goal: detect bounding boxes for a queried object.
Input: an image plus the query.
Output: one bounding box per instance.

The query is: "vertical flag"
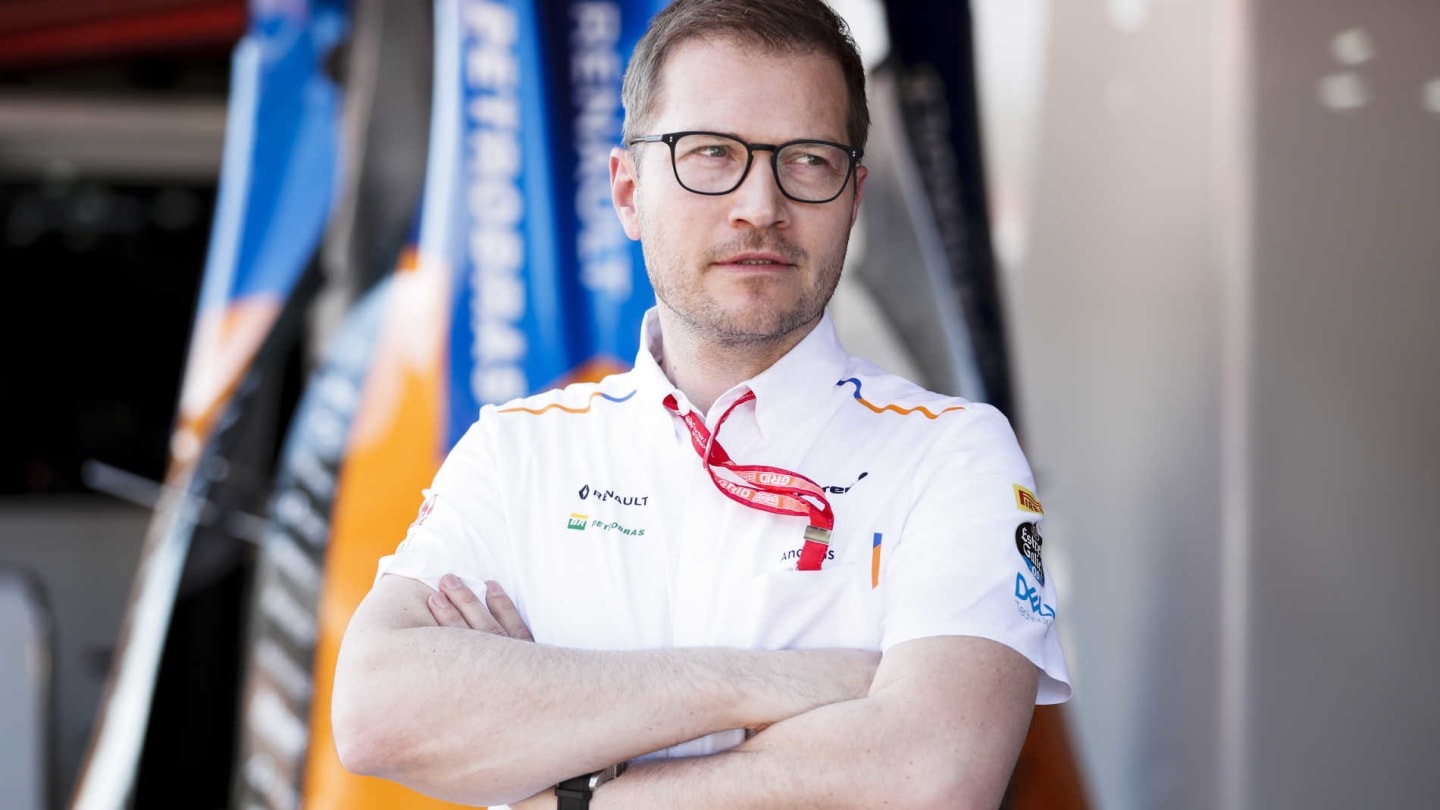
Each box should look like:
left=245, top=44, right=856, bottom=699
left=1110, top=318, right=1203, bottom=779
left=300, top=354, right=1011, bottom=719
left=230, top=0, right=433, bottom=805
left=230, top=273, right=392, bottom=810
left=70, top=1, right=349, bottom=808
left=298, top=2, right=665, bottom=807
left=536, top=0, right=661, bottom=384
left=877, top=0, right=1013, bottom=413
left=442, top=0, right=568, bottom=445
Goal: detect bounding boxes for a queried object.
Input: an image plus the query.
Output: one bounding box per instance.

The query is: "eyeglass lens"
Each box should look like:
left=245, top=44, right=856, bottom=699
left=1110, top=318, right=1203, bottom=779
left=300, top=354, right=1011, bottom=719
left=670, top=133, right=851, bottom=202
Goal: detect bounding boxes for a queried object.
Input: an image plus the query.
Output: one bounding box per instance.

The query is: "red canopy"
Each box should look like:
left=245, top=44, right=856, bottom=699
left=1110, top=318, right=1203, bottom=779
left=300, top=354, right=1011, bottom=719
left=0, top=0, right=244, bottom=70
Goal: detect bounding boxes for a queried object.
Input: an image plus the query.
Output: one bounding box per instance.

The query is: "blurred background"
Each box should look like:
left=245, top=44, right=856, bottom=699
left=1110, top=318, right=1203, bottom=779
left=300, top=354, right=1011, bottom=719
left=1, top=0, right=1437, bottom=809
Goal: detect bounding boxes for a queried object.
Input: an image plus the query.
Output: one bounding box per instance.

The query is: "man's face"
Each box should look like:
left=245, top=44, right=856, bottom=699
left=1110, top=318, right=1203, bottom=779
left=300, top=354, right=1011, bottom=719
left=610, top=38, right=866, bottom=347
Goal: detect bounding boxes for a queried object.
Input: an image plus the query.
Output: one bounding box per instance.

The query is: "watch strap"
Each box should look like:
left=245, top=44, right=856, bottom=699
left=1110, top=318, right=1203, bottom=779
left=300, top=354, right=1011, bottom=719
left=555, top=762, right=627, bottom=810
left=555, top=774, right=593, bottom=810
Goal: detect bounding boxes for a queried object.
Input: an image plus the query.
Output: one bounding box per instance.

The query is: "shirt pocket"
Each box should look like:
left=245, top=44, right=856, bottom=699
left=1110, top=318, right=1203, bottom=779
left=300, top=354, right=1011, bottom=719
left=746, top=563, right=879, bottom=650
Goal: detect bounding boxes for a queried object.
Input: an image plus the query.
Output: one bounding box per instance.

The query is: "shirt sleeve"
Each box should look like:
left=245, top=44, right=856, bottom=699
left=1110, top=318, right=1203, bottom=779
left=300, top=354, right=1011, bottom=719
left=880, top=403, right=1072, bottom=704
left=373, top=407, right=511, bottom=596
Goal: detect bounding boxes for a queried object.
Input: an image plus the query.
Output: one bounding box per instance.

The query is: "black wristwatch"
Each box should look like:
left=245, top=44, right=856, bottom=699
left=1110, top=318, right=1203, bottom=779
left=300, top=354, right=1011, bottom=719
left=555, top=761, right=627, bottom=809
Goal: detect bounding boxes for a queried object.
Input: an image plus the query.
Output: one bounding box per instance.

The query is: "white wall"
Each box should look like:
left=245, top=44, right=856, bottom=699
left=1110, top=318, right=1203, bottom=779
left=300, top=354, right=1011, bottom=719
left=974, top=0, right=1440, bottom=807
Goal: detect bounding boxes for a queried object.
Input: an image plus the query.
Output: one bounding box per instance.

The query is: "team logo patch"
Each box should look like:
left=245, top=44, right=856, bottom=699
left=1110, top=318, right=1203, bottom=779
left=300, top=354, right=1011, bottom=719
left=577, top=484, right=649, bottom=506
left=1015, top=521, right=1045, bottom=585
left=410, top=491, right=437, bottom=529
left=1014, top=571, right=1056, bottom=623
left=566, top=513, right=646, bottom=536
left=1014, top=484, right=1044, bottom=515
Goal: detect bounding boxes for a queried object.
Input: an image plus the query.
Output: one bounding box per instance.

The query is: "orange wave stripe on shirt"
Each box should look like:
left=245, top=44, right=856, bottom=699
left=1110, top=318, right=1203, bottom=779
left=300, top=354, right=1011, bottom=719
left=497, top=389, right=636, bottom=415
left=836, top=378, right=966, bottom=419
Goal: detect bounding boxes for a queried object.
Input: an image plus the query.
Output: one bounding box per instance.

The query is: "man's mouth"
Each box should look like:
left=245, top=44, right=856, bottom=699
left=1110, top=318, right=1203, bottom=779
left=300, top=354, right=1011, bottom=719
left=715, top=252, right=794, bottom=268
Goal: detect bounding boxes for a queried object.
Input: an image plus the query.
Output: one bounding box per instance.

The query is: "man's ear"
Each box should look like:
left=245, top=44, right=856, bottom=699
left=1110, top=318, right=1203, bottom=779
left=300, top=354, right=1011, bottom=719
left=610, top=147, right=642, bottom=241
left=849, top=164, right=867, bottom=228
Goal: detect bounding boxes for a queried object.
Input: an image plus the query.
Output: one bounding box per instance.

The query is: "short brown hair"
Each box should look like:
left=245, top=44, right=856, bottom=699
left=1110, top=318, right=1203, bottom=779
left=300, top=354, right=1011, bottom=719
left=621, top=0, right=870, bottom=149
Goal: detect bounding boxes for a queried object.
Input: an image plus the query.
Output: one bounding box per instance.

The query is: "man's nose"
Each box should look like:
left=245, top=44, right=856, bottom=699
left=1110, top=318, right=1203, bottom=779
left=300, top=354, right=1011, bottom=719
left=727, top=153, right=789, bottom=230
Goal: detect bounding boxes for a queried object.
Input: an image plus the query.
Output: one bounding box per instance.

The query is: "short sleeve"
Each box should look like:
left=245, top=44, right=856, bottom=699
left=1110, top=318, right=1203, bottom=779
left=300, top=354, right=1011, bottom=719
left=373, top=409, right=511, bottom=596
left=881, top=404, right=1072, bottom=704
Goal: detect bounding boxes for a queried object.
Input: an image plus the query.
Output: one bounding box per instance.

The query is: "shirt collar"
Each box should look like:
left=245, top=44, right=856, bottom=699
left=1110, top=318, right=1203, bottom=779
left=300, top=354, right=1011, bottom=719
left=632, top=307, right=678, bottom=408
left=630, top=307, right=850, bottom=440
left=742, top=310, right=850, bottom=440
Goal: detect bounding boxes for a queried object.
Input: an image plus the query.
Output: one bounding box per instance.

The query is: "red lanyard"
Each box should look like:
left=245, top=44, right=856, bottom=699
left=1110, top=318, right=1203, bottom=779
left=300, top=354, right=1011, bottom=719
left=662, top=390, right=834, bottom=570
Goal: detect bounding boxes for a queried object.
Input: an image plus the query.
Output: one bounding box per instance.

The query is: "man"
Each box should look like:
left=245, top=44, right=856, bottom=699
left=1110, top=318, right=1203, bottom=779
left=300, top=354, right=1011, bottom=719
left=331, top=1, right=1071, bottom=807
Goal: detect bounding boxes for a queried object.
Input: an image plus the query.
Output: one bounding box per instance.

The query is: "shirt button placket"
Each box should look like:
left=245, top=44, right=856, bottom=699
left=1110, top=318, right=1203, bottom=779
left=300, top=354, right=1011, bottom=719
left=670, top=461, right=725, bottom=645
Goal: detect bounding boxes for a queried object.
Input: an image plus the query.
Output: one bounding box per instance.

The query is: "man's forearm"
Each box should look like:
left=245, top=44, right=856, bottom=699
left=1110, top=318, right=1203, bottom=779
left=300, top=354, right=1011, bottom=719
left=588, top=636, right=1039, bottom=810
left=331, top=575, right=875, bottom=806
left=593, top=694, right=907, bottom=809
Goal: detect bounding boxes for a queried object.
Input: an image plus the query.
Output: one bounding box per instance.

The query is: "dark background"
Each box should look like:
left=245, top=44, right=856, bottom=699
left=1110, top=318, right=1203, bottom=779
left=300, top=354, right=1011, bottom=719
left=0, top=2, right=238, bottom=497
left=0, top=6, right=245, bottom=806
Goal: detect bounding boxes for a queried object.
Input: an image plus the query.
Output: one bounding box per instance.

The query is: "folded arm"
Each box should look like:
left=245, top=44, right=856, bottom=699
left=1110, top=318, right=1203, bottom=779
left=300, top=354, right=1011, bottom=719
left=330, top=573, right=879, bottom=806
left=590, top=634, right=1039, bottom=810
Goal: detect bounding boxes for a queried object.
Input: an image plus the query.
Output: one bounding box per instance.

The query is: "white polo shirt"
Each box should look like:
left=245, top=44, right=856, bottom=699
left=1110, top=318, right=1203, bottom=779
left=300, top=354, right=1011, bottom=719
left=376, top=307, right=1071, bottom=760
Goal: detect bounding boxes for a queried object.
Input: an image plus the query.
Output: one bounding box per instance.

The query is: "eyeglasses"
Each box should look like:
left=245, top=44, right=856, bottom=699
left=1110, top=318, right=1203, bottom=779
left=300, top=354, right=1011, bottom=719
left=627, top=131, right=863, bottom=204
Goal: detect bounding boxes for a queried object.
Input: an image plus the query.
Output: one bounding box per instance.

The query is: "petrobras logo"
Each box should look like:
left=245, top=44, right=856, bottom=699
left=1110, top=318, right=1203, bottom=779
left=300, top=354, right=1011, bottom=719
left=565, top=513, right=645, bottom=536
left=578, top=484, right=649, bottom=506
left=1014, top=571, right=1056, bottom=625
left=461, top=1, right=528, bottom=405
left=587, top=519, right=645, bottom=536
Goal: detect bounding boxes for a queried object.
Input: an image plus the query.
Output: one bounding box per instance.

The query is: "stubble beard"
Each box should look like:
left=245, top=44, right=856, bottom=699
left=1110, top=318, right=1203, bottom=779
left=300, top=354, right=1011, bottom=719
left=642, top=224, right=846, bottom=350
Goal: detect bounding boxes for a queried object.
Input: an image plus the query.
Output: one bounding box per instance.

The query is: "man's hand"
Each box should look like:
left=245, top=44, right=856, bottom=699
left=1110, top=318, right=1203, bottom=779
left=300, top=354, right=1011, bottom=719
left=422, top=577, right=570, bottom=810
left=427, top=574, right=533, bottom=641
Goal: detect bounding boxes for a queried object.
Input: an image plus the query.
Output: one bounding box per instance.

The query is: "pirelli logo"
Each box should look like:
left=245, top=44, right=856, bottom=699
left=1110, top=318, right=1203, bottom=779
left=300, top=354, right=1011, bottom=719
left=1014, top=484, right=1044, bottom=515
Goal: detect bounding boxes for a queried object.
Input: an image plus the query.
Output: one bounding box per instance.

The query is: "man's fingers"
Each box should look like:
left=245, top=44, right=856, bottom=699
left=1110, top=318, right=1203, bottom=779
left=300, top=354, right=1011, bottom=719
left=428, top=574, right=528, bottom=641
left=438, top=574, right=509, bottom=636
left=426, top=589, right=470, bottom=628
left=484, top=580, right=534, bottom=642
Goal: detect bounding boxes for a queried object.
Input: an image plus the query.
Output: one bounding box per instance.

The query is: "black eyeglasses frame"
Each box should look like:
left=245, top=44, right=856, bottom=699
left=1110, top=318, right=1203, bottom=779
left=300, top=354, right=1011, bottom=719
left=627, top=130, right=864, bottom=204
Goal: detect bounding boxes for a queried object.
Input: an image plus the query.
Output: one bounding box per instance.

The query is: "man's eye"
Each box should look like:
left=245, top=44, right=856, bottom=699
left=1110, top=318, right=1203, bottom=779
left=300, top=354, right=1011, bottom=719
left=784, top=149, right=836, bottom=169
left=689, top=143, right=736, bottom=159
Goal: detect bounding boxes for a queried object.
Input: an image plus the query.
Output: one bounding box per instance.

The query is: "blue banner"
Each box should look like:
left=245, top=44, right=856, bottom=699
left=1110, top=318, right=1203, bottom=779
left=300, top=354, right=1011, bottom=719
left=198, top=0, right=346, bottom=309
left=538, top=0, right=666, bottom=373
left=173, top=0, right=348, bottom=461
left=437, top=0, right=664, bottom=450
left=446, top=0, right=564, bottom=444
